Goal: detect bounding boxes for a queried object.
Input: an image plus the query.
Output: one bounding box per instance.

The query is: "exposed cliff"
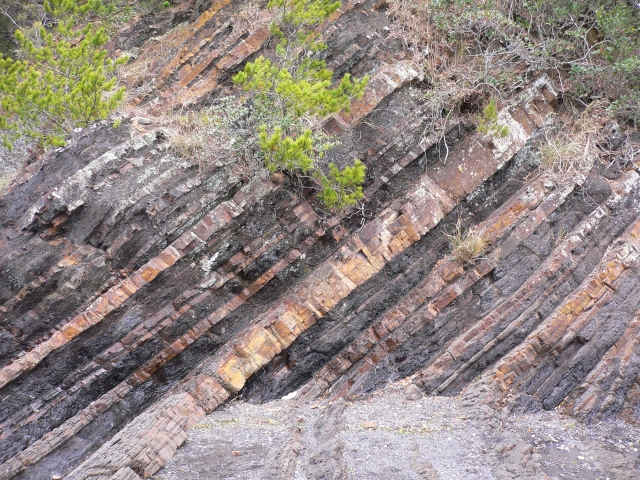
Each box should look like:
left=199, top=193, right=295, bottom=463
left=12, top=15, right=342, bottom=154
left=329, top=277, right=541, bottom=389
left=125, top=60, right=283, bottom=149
left=0, top=0, right=639, bottom=478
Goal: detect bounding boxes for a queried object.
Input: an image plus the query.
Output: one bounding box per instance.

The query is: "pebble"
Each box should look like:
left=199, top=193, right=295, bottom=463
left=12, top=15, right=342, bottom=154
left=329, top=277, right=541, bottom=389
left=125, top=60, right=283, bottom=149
left=404, top=383, right=423, bottom=401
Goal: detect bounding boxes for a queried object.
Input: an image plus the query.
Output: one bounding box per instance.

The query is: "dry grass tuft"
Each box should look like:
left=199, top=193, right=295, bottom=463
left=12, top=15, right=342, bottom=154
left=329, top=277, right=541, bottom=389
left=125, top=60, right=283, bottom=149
left=118, top=56, right=155, bottom=91
left=536, top=135, right=586, bottom=183
left=0, top=172, right=15, bottom=195
left=0, top=139, right=30, bottom=195
left=446, top=225, right=489, bottom=265
left=162, top=110, right=230, bottom=170
left=535, top=103, right=610, bottom=185
left=233, top=1, right=269, bottom=33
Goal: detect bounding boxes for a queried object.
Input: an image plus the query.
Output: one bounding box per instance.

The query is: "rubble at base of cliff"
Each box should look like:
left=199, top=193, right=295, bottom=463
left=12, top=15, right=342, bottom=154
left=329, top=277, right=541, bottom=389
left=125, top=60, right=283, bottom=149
left=157, top=380, right=640, bottom=480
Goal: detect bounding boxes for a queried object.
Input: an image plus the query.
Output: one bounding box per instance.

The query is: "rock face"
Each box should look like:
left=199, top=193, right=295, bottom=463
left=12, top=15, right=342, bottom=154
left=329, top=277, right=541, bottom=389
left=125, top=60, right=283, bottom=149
left=0, top=0, right=639, bottom=478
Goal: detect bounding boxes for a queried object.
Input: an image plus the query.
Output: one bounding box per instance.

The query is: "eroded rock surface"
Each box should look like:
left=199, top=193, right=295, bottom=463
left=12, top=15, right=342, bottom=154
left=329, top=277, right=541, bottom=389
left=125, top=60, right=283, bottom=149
left=0, top=0, right=639, bottom=478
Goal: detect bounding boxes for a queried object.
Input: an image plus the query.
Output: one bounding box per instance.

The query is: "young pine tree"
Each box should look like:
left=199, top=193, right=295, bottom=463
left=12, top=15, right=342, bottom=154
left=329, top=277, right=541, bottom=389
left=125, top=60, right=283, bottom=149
left=233, top=0, right=369, bottom=211
left=0, top=0, right=127, bottom=150
left=317, top=159, right=366, bottom=210
left=477, top=99, right=509, bottom=139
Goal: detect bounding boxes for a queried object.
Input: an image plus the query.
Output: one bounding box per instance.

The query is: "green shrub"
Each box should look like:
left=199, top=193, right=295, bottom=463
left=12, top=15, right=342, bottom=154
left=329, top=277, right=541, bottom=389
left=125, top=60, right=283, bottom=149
left=267, top=0, right=340, bottom=27
left=317, top=159, right=366, bottom=210
left=234, top=57, right=367, bottom=118
left=259, top=126, right=315, bottom=173
left=0, top=0, right=127, bottom=149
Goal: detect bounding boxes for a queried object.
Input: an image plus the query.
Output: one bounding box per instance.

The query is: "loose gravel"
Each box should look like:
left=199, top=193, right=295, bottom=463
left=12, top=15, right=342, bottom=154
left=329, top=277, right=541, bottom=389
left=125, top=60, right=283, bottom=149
left=156, top=381, right=640, bottom=480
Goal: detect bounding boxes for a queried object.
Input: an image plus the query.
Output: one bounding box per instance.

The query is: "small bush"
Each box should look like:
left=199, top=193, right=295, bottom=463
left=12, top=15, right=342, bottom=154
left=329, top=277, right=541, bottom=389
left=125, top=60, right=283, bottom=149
left=317, top=160, right=366, bottom=210
left=259, top=126, right=315, bottom=173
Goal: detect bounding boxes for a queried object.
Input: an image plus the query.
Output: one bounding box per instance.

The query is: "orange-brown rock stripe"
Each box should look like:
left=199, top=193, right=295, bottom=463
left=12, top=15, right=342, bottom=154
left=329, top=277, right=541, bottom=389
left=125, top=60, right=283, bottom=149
left=126, top=232, right=324, bottom=387
left=93, top=229, right=293, bottom=367
left=154, top=0, right=234, bottom=87
left=0, top=244, right=181, bottom=390
left=143, top=20, right=270, bottom=113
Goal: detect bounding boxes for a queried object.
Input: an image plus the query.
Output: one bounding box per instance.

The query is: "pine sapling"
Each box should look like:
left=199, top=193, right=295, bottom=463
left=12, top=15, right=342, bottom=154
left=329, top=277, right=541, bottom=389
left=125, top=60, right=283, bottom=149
left=316, top=159, right=366, bottom=210
left=0, top=0, right=127, bottom=149
left=477, top=98, right=509, bottom=138
left=232, top=0, right=369, bottom=211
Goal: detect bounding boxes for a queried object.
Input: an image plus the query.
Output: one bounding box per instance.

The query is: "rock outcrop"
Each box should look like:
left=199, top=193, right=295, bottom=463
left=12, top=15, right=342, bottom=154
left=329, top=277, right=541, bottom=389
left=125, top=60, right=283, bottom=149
left=1, top=0, right=639, bottom=478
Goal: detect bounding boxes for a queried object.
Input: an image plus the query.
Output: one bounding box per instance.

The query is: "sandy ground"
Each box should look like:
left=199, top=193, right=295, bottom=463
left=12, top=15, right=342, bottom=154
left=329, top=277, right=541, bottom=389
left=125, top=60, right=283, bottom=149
left=156, top=382, right=640, bottom=480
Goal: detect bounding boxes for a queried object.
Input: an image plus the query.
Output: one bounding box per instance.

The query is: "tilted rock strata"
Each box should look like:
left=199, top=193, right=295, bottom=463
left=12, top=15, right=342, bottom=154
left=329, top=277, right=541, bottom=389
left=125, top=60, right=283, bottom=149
left=0, top=0, right=638, bottom=478
left=296, top=177, right=576, bottom=401
left=1, top=75, right=558, bottom=480
left=62, top=77, right=557, bottom=478
left=461, top=186, right=640, bottom=419
left=0, top=2, right=463, bottom=476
